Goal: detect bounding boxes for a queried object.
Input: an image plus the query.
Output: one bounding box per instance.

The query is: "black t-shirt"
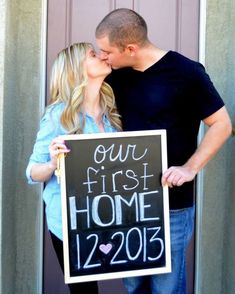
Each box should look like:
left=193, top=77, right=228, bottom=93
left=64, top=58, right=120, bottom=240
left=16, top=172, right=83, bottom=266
left=106, top=51, right=225, bottom=209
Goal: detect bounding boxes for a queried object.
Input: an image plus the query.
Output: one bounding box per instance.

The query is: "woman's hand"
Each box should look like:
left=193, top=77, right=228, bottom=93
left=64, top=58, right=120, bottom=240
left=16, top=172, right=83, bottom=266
left=48, top=137, right=71, bottom=170
left=30, top=137, right=71, bottom=183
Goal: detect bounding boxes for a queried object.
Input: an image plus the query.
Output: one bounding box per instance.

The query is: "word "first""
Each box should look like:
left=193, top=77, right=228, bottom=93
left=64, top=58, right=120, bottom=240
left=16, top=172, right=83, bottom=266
left=83, top=163, right=154, bottom=194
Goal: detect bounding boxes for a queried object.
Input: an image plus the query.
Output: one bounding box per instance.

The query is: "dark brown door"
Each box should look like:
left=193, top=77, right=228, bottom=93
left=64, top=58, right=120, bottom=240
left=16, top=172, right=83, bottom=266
left=44, top=1, right=199, bottom=293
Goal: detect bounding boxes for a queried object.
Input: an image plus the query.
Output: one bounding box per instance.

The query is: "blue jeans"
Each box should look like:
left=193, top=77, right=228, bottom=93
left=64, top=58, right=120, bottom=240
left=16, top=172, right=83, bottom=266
left=123, top=206, right=195, bottom=294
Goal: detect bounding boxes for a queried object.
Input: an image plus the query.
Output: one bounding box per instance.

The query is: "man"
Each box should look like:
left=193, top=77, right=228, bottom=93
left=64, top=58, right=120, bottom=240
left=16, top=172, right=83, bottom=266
left=95, top=8, right=232, bottom=294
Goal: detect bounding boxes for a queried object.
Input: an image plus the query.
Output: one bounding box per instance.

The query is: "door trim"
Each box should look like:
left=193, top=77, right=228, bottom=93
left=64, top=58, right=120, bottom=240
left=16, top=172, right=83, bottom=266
left=194, top=0, right=207, bottom=293
left=40, top=1, right=204, bottom=293
left=38, top=0, right=48, bottom=293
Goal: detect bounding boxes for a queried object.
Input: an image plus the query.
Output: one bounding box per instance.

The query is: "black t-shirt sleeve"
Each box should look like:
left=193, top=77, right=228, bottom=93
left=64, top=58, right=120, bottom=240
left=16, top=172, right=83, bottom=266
left=191, top=63, right=225, bottom=120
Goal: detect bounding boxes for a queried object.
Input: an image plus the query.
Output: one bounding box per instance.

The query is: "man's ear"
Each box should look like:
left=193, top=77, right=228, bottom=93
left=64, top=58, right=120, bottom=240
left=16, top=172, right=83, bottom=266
left=125, top=44, right=138, bottom=56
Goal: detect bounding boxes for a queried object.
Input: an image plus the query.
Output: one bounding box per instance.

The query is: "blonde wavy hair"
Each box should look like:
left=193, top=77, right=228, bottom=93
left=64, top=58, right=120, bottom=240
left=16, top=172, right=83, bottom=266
left=48, top=42, right=122, bottom=133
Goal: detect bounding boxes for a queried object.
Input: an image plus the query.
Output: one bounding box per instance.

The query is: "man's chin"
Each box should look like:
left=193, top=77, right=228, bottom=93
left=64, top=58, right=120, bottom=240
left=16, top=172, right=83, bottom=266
left=111, top=65, right=122, bottom=70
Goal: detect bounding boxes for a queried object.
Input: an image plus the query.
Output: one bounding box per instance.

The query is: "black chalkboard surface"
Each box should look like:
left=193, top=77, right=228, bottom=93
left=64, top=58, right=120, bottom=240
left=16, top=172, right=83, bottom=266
left=60, top=130, right=171, bottom=284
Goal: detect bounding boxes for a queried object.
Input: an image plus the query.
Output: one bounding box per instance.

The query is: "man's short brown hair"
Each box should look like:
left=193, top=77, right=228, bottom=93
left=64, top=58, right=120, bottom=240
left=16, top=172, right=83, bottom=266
left=96, top=8, right=148, bottom=50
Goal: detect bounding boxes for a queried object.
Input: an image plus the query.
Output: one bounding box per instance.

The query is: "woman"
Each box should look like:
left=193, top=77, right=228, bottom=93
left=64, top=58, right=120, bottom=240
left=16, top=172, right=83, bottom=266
left=26, top=42, right=122, bottom=293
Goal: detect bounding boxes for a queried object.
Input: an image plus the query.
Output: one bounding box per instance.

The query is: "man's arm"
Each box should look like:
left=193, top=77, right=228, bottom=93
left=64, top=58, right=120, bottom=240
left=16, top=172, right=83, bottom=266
left=162, top=106, right=232, bottom=188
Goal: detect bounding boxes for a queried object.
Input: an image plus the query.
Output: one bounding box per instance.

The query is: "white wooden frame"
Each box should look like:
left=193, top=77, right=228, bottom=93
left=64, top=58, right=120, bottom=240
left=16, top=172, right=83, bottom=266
left=59, top=130, right=171, bottom=284
left=194, top=0, right=207, bottom=293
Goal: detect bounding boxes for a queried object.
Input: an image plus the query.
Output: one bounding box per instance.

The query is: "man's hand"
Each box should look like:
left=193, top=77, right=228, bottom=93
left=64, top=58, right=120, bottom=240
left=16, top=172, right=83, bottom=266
left=161, top=165, right=197, bottom=188
left=162, top=107, right=231, bottom=188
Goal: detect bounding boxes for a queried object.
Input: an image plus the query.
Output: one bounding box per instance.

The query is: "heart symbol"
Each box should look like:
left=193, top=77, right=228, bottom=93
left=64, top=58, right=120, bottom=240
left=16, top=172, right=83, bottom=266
left=99, top=243, right=112, bottom=254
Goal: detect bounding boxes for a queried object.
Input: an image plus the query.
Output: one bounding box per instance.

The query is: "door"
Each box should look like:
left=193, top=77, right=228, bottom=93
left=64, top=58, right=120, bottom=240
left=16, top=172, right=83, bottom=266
left=44, top=1, right=199, bottom=293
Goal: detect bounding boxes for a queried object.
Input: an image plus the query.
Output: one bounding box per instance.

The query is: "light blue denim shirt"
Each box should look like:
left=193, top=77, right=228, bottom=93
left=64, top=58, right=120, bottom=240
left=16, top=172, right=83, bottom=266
left=26, top=102, right=118, bottom=240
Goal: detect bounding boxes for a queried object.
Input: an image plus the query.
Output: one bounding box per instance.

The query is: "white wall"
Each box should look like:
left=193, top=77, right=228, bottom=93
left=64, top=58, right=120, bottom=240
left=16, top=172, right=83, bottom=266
left=198, top=0, right=235, bottom=293
left=0, top=1, right=44, bottom=293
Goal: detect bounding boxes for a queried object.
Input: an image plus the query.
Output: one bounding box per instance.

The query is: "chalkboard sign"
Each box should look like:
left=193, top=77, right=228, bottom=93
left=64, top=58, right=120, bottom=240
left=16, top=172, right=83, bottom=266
left=60, top=130, right=171, bottom=284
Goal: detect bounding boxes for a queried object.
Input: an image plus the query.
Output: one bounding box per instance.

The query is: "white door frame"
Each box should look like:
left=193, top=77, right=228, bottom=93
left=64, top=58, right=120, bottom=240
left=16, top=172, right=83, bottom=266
left=194, top=0, right=207, bottom=293
left=39, top=1, right=207, bottom=293
left=38, top=0, right=48, bottom=293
